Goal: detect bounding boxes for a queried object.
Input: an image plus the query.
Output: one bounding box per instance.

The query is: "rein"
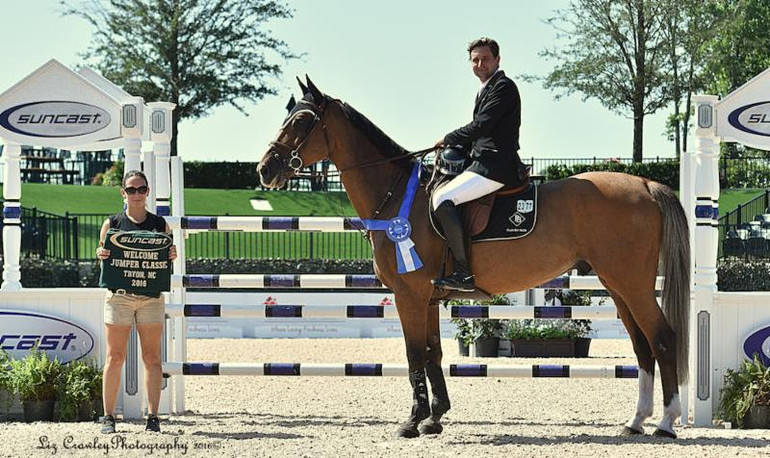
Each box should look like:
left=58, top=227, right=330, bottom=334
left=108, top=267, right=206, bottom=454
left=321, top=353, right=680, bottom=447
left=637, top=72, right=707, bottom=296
left=336, top=146, right=437, bottom=173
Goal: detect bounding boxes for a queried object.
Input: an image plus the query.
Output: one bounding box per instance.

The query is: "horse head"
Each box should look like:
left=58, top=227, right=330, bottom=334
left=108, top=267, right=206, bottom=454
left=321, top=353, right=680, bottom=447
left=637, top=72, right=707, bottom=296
left=258, top=76, right=331, bottom=189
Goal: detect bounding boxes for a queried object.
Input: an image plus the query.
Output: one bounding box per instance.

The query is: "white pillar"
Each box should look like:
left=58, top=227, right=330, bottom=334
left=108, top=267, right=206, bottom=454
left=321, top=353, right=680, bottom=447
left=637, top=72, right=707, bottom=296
left=148, top=102, right=175, bottom=217
left=1, top=141, right=22, bottom=291
left=170, top=156, right=186, bottom=413
left=679, top=145, right=696, bottom=426
left=142, top=149, right=156, bottom=213
left=122, top=97, right=144, bottom=176
left=149, top=102, right=176, bottom=415
left=691, top=95, right=720, bottom=427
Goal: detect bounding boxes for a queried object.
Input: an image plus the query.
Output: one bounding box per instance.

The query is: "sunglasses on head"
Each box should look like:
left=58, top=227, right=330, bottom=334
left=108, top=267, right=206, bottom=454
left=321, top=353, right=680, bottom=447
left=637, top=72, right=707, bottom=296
left=123, top=185, right=149, bottom=195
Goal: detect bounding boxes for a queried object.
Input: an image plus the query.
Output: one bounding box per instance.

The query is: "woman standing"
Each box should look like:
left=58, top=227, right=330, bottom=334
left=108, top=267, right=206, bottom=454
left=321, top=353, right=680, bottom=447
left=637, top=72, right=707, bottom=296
left=96, top=170, right=177, bottom=433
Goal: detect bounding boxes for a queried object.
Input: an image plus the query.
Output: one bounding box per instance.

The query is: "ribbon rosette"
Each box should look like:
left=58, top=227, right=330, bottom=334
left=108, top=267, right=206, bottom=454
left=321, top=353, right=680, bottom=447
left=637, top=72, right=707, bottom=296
left=362, top=163, right=424, bottom=274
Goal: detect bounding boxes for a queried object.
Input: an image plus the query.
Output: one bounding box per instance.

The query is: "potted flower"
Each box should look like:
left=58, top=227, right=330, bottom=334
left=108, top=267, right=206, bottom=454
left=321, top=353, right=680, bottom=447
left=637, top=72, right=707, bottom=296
left=449, top=295, right=509, bottom=357
left=505, top=319, right=592, bottom=357
left=56, top=358, right=102, bottom=422
left=0, top=350, right=13, bottom=416
left=9, top=347, right=62, bottom=422
left=561, top=290, right=594, bottom=357
left=717, top=355, right=770, bottom=429
left=469, top=318, right=505, bottom=357
left=450, top=317, right=472, bottom=356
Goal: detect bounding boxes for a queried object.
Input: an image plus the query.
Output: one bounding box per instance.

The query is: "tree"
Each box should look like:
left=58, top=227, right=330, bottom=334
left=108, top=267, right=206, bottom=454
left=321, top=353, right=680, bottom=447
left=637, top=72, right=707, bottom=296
left=536, top=0, right=670, bottom=162
left=64, top=0, right=298, bottom=155
left=699, top=0, right=770, bottom=160
left=702, top=0, right=770, bottom=96
left=659, top=0, right=721, bottom=157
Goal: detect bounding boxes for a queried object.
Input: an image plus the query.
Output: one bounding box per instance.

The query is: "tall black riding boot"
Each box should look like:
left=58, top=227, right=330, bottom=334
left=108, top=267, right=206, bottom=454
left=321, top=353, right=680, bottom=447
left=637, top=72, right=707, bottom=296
left=431, top=200, right=476, bottom=292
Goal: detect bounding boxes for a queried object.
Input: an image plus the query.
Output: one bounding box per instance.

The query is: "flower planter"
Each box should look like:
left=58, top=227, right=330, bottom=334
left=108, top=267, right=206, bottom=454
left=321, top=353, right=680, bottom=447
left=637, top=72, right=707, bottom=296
left=23, top=399, right=55, bottom=422
left=743, top=404, right=770, bottom=429
left=575, top=337, right=592, bottom=357
left=91, top=398, right=104, bottom=421
left=510, top=339, right=575, bottom=357
left=457, top=339, right=469, bottom=357
left=473, top=337, right=500, bottom=357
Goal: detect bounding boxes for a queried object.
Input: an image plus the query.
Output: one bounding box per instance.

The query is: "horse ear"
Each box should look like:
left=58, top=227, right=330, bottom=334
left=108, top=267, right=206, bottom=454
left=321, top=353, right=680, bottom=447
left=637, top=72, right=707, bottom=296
left=285, top=94, right=296, bottom=113
left=305, top=75, right=324, bottom=104
left=296, top=76, right=309, bottom=95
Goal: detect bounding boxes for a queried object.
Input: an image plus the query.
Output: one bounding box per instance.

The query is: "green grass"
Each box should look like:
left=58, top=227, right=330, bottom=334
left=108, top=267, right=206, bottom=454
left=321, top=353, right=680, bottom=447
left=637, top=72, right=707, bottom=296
left=716, top=189, right=765, bottom=215
left=0, top=184, right=357, bottom=216
left=2, top=183, right=760, bottom=217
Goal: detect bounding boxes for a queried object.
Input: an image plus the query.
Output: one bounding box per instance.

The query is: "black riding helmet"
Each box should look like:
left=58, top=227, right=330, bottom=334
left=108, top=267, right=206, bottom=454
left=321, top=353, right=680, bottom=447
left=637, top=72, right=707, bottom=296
left=437, top=145, right=469, bottom=176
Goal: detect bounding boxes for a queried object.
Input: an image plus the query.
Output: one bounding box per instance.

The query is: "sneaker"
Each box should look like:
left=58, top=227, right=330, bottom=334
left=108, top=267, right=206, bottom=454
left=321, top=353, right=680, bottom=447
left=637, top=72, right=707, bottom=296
left=100, top=415, right=116, bottom=434
left=145, top=414, right=161, bottom=432
left=431, top=271, right=476, bottom=292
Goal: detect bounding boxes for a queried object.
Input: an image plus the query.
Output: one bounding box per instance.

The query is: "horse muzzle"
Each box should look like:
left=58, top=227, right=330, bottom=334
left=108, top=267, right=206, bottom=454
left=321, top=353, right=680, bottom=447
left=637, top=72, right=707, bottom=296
left=258, top=151, right=292, bottom=189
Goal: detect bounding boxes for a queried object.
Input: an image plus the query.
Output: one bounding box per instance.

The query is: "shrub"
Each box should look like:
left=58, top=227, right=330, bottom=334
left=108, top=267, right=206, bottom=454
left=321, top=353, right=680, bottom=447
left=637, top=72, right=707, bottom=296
left=99, top=161, right=124, bottom=187
left=184, top=161, right=259, bottom=189
left=8, top=347, right=61, bottom=402
left=56, top=358, right=102, bottom=422
left=543, top=160, right=679, bottom=188
left=717, top=355, right=770, bottom=428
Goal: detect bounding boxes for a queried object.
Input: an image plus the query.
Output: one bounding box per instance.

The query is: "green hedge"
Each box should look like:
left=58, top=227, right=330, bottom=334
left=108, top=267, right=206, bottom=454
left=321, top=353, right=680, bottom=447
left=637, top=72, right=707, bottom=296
left=186, top=258, right=374, bottom=274
left=717, top=262, right=770, bottom=291
left=19, top=258, right=82, bottom=288
left=9, top=257, right=770, bottom=290
left=543, top=160, right=680, bottom=188
left=183, top=161, right=259, bottom=189
left=9, top=258, right=375, bottom=288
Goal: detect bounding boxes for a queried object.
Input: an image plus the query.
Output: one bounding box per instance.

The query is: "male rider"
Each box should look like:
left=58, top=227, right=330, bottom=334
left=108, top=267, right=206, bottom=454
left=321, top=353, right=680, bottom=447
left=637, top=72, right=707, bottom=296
left=432, top=37, right=523, bottom=292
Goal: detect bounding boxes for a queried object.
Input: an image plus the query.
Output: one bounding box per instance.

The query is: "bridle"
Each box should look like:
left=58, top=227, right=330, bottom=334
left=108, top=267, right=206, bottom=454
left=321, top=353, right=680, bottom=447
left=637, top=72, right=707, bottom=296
left=266, top=97, right=331, bottom=176
left=267, top=96, right=435, bottom=177
left=265, top=94, right=437, bottom=237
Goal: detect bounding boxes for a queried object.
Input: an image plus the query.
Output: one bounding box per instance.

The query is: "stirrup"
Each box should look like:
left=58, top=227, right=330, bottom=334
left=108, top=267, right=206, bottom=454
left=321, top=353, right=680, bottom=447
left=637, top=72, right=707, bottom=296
left=431, top=272, right=476, bottom=292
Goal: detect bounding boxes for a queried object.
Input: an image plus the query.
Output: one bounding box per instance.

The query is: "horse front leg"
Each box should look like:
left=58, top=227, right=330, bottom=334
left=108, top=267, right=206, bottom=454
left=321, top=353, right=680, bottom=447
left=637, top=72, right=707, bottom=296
left=395, top=294, right=431, bottom=438
left=419, top=302, right=450, bottom=435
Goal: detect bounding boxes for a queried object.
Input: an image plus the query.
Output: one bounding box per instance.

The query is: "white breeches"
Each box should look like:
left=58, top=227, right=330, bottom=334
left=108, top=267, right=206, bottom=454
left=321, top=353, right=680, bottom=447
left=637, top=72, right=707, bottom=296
left=431, top=170, right=504, bottom=210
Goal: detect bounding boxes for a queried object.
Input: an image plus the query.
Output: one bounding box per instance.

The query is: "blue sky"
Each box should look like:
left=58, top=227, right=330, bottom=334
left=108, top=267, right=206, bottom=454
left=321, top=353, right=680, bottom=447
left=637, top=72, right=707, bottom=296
left=0, top=0, right=677, bottom=162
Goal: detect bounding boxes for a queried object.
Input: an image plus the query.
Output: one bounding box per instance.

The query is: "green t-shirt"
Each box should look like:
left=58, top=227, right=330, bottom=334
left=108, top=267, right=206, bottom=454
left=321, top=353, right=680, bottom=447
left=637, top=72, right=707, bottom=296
left=99, top=229, right=172, bottom=296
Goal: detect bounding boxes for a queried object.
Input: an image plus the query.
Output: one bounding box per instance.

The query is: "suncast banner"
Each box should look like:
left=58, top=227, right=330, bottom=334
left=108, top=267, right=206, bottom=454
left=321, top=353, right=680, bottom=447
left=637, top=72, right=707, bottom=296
left=0, top=310, right=95, bottom=363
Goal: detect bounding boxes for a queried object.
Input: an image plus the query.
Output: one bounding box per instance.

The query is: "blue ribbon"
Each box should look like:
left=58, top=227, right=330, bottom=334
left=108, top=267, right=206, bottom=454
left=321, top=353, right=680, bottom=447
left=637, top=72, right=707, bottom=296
left=361, top=163, right=424, bottom=274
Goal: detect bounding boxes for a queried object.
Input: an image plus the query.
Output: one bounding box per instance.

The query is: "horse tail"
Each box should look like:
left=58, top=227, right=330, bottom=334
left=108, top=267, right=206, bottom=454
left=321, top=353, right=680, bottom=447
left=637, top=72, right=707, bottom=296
left=649, top=181, right=690, bottom=385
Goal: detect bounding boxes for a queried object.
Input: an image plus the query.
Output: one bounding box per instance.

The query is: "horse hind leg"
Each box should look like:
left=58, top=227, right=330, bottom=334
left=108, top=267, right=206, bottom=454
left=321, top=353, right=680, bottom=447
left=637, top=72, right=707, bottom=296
left=605, top=288, right=656, bottom=436
left=610, top=287, right=682, bottom=438
left=419, top=303, right=451, bottom=435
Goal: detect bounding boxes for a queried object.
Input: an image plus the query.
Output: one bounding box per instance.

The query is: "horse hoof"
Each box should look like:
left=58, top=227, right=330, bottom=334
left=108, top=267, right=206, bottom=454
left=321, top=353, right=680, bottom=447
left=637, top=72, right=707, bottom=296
left=397, top=425, right=420, bottom=438
left=418, top=418, right=443, bottom=435
left=621, top=426, right=644, bottom=436
left=652, top=428, right=677, bottom=439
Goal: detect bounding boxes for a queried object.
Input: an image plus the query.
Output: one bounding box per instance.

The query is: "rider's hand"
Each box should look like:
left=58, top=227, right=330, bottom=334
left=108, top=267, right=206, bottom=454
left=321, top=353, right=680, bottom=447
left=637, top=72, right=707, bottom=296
left=96, top=246, right=110, bottom=260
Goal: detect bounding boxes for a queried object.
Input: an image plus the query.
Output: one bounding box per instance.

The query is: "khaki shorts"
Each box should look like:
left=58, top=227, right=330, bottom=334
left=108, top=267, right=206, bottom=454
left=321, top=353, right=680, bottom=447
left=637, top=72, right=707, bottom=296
left=104, top=291, right=165, bottom=325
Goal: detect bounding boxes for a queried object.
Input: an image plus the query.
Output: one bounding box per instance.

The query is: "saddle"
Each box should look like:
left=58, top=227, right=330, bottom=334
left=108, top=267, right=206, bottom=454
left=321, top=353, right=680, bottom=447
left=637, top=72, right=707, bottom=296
left=464, top=174, right=530, bottom=237
left=429, top=165, right=537, bottom=241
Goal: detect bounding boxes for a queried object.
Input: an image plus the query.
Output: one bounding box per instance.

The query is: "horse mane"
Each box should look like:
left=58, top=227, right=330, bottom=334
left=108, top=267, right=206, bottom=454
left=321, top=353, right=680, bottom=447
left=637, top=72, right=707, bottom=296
left=335, top=99, right=413, bottom=168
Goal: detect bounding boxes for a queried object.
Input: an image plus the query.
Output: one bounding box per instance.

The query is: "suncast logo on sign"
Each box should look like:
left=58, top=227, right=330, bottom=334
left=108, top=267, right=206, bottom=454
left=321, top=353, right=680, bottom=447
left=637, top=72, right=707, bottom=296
left=728, top=101, right=770, bottom=137
left=0, top=101, right=110, bottom=138
left=743, top=324, right=770, bottom=367
left=0, top=310, right=95, bottom=363
left=109, top=231, right=172, bottom=252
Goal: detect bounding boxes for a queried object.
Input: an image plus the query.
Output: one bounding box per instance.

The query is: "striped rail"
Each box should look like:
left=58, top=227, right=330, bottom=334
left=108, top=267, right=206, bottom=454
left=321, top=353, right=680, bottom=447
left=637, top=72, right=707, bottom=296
left=166, top=304, right=621, bottom=320
left=162, top=362, right=639, bottom=378
left=166, top=216, right=364, bottom=232
left=173, top=274, right=664, bottom=290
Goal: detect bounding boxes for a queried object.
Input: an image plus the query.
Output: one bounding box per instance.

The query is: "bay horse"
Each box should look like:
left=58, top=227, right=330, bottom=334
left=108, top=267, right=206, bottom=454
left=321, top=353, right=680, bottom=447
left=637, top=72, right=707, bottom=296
left=257, top=77, right=690, bottom=439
